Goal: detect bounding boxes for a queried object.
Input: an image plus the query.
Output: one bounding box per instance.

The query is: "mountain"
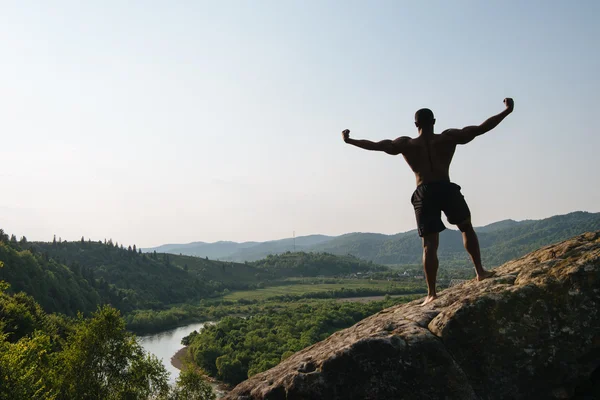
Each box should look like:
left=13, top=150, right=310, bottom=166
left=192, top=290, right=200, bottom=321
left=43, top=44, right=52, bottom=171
left=474, top=218, right=521, bottom=233
left=143, top=234, right=334, bottom=261
left=145, top=211, right=600, bottom=267
left=225, top=235, right=334, bottom=262
left=149, top=241, right=259, bottom=259
left=313, top=211, right=600, bottom=266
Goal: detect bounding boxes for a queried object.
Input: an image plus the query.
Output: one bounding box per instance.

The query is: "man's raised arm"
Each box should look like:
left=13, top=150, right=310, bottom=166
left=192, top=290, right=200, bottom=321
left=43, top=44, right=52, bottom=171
left=443, top=98, right=514, bottom=144
left=342, top=129, right=408, bottom=155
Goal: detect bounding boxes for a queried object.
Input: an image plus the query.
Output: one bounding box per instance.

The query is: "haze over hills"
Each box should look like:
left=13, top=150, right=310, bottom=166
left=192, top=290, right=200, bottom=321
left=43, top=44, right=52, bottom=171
left=143, top=211, right=600, bottom=267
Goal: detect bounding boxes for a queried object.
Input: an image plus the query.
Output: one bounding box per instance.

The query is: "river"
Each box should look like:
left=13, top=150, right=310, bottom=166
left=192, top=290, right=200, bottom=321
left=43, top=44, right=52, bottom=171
left=137, top=322, right=210, bottom=384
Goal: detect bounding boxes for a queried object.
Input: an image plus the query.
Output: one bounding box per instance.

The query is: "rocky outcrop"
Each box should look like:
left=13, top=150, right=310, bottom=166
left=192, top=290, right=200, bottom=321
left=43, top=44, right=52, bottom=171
left=225, top=232, right=600, bottom=400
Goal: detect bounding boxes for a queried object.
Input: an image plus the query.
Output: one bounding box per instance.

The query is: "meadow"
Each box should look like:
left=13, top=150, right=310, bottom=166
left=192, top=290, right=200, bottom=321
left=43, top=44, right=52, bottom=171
left=220, top=278, right=424, bottom=301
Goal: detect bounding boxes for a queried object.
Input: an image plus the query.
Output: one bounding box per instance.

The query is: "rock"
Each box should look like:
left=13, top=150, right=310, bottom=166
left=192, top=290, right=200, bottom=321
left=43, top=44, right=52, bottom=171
left=224, top=232, right=600, bottom=399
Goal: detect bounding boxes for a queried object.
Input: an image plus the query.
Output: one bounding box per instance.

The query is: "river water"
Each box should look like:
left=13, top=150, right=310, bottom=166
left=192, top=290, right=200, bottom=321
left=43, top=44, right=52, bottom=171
left=137, top=322, right=209, bottom=384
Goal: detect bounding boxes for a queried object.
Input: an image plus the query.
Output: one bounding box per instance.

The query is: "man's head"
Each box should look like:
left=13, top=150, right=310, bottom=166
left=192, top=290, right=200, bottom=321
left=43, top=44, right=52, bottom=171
left=414, top=108, right=435, bottom=130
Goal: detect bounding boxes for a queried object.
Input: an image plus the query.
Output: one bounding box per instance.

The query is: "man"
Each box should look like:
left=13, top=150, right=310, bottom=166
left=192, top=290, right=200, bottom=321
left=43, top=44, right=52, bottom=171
left=342, top=98, right=514, bottom=305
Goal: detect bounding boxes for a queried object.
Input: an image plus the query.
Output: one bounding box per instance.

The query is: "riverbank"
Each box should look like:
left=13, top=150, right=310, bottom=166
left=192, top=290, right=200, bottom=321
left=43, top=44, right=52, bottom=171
left=170, top=346, right=190, bottom=371
left=171, top=346, right=230, bottom=398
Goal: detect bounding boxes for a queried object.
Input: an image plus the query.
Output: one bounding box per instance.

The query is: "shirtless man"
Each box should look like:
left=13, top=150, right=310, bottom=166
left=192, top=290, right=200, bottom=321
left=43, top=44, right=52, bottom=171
left=342, top=98, right=514, bottom=305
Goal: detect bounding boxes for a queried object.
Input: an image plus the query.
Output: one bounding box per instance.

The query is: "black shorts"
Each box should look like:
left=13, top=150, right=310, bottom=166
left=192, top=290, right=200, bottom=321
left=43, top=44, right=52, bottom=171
left=411, top=181, right=471, bottom=237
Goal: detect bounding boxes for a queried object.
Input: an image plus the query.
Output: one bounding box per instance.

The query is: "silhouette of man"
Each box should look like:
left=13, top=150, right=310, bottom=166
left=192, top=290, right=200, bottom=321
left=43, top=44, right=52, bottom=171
left=342, top=98, right=514, bottom=305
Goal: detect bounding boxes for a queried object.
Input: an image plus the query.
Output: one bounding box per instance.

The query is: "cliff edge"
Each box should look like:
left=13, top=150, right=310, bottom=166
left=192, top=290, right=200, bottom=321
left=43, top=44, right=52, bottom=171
left=225, top=232, right=600, bottom=399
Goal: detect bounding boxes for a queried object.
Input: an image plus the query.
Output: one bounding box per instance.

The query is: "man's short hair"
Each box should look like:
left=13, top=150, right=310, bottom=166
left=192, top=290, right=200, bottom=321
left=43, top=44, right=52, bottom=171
left=415, top=108, right=435, bottom=124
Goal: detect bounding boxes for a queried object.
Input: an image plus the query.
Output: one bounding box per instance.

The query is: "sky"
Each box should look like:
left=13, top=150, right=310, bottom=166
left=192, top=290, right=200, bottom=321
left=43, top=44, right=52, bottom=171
left=1, top=1, right=599, bottom=247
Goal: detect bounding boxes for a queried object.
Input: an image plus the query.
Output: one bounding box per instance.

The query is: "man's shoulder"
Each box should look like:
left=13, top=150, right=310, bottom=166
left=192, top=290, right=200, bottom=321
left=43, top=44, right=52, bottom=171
left=432, top=131, right=461, bottom=145
left=436, top=129, right=459, bottom=136
left=394, top=135, right=416, bottom=144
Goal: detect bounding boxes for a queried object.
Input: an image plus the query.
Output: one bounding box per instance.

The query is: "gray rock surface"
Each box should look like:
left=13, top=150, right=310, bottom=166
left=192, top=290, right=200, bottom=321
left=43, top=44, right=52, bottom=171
left=225, top=232, right=600, bottom=399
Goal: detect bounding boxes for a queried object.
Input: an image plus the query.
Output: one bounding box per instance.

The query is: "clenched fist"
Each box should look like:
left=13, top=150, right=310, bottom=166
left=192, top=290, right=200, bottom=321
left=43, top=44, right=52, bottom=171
left=342, top=129, right=350, bottom=143
left=504, top=98, right=514, bottom=113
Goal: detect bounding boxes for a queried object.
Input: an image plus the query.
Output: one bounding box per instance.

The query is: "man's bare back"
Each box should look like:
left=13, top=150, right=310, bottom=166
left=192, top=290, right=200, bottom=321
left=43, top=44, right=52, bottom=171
left=395, top=134, right=457, bottom=186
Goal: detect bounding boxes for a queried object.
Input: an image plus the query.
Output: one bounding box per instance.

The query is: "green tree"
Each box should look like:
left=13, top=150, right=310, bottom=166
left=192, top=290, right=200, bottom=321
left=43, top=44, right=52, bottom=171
left=216, top=355, right=247, bottom=385
left=170, top=366, right=215, bottom=400
left=58, top=306, right=170, bottom=399
left=0, top=331, right=57, bottom=400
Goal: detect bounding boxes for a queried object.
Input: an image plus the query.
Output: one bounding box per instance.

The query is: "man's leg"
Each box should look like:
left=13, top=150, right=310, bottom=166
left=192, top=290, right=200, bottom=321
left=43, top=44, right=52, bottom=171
left=457, top=220, right=494, bottom=281
left=421, top=233, right=439, bottom=305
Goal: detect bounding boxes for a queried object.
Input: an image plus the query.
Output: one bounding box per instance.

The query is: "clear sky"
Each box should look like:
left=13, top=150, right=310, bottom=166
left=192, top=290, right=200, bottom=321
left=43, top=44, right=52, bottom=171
left=1, top=1, right=599, bottom=247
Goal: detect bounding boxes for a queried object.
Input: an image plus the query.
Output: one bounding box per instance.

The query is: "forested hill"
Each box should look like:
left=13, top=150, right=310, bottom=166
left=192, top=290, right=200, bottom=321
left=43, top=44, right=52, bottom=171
left=145, top=211, right=600, bottom=267
left=0, top=230, right=388, bottom=320
left=0, top=235, right=214, bottom=315
left=249, top=252, right=386, bottom=277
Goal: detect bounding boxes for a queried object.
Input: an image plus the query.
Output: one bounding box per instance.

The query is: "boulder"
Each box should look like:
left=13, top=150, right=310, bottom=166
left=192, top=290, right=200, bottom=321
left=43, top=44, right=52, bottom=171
left=225, top=232, right=600, bottom=399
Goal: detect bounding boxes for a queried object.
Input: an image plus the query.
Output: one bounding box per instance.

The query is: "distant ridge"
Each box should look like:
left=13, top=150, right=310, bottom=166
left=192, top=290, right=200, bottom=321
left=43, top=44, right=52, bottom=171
left=474, top=219, right=521, bottom=233
left=143, top=211, right=600, bottom=267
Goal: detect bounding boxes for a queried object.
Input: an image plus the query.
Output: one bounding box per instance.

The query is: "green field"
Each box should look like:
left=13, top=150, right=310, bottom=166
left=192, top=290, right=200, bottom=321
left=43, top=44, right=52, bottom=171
left=221, top=279, right=418, bottom=301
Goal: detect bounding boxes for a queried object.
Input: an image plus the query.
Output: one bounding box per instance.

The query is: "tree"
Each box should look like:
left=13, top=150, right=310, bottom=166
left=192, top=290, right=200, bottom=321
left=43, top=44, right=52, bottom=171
left=215, top=355, right=247, bottom=385
left=58, top=306, right=170, bottom=399
left=170, top=366, right=215, bottom=400
left=0, top=331, right=57, bottom=400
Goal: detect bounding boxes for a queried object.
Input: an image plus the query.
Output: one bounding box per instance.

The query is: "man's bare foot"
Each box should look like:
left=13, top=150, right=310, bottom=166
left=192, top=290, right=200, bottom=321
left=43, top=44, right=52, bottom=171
left=476, top=270, right=495, bottom=281
left=420, top=295, right=437, bottom=306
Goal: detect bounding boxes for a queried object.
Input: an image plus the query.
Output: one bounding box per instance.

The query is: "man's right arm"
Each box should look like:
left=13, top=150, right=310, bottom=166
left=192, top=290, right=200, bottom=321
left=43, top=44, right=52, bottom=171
left=342, top=130, right=408, bottom=155
left=443, top=98, right=514, bottom=144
